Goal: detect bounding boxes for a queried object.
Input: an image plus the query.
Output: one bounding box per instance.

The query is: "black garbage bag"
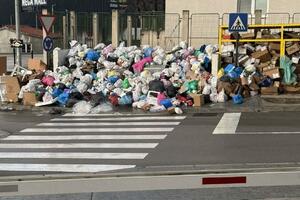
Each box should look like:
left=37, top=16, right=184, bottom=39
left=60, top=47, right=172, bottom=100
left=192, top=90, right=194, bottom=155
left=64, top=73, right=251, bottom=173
left=90, top=92, right=106, bottom=107
left=165, top=85, right=177, bottom=98
left=69, top=92, right=84, bottom=100
left=149, top=80, right=165, bottom=92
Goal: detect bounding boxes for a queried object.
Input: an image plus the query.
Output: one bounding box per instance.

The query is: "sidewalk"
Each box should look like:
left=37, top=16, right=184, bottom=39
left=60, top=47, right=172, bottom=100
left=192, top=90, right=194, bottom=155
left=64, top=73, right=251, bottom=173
left=2, top=95, right=300, bottom=114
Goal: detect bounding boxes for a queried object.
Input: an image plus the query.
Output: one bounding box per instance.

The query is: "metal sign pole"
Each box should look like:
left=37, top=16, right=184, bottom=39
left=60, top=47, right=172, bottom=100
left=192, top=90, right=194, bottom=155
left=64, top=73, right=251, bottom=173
left=14, top=0, right=21, bottom=67
left=235, top=32, right=240, bottom=67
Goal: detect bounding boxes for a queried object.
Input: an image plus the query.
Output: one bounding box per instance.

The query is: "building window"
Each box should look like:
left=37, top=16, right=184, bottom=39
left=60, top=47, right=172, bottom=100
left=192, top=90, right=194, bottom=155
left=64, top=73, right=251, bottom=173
left=239, top=0, right=268, bottom=15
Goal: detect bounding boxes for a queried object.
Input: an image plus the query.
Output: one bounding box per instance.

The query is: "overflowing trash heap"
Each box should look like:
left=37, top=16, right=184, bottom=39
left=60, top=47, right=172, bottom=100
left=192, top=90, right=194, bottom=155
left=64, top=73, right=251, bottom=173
left=0, top=41, right=220, bottom=114
left=1, top=38, right=300, bottom=114
left=220, top=30, right=300, bottom=97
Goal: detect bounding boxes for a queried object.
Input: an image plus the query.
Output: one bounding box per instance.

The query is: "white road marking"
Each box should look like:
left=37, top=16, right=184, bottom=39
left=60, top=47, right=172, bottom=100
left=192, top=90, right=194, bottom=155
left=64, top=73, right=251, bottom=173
left=37, top=122, right=180, bottom=126
left=21, top=128, right=174, bottom=133
left=213, top=113, right=241, bottom=134
left=0, top=143, right=158, bottom=149
left=0, top=163, right=135, bottom=173
left=0, top=152, right=147, bottom=159
left=236, top=131, right=300, bottom=134
left=51, top=116, right=186, bottom=121
left=3, top=135, right=167, bottom=140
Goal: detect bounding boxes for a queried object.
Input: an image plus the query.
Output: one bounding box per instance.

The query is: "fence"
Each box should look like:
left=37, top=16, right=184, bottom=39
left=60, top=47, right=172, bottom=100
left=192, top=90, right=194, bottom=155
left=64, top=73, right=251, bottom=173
left=47, top=11, right=300, bottom=50
left=118, top=13, right=180, bottom=50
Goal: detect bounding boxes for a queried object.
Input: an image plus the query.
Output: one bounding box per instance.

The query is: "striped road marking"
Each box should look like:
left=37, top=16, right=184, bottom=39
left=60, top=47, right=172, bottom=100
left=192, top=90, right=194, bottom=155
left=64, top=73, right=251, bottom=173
left=213, top=113, right=241, bottom=135
left=51, top=116, right=186, bottom=121
left=0, top=164, right=135, bottom=173
left=37, top=122, right=180, bottom=126
left=0, top=143, right=159, bottom=149
left=0, top=152, right=147, bottom=159
left=21, top=128, right=174, bottom=133
left=3, top=135, right=167, bottom=141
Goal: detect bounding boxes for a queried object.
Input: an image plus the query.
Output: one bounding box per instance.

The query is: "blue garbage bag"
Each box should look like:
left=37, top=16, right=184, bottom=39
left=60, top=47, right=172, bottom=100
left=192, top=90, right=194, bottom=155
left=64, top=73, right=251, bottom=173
left=224, top=64, right=235, bottom=74
left=143, top=48, right=154, bottom=58
left=259, top=77, right=273, bottom=87
left=52, top=88, right=63, bottom=98
left=107, top=76, right=119, bottom=84
left=86, top=50, right=100, bottom=61
left=160, top=99, right=173, bottom=109
left=234, top=66, right=243, bottom=77
left=57, top=92, right=70, bottom=105
left=232, top=94, right=243, bottom=104
left=119, top=95, right=133, bottom=105
left=227, top=71, right=239, bottom=79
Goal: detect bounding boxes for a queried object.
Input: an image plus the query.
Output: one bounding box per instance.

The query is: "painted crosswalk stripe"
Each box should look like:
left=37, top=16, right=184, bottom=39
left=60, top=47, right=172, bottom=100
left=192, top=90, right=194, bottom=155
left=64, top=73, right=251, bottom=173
left=213, top=113, right=241, bottom=134
left=21, top=128, right=174, bottom=133
left=0, top=143, right=158, bottom=149
left=3, top=135, right=167, bottom=141
left=0, top=164, right=135, bottom=173
left=51, top=116, right=186, bottom=121
left=0, top=152, right=147, bottom=159
left=37, top=122, right=180, bottom=126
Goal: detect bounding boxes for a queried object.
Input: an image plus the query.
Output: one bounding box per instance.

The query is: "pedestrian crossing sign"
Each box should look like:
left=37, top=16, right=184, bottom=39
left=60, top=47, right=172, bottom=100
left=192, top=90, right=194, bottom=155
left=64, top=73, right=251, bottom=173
left=229, top=13, right=248, bottom=32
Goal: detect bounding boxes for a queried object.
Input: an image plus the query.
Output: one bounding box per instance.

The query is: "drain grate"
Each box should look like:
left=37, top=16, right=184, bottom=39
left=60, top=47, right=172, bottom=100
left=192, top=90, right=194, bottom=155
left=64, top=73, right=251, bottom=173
left=193, top=113, right=219, bottom=117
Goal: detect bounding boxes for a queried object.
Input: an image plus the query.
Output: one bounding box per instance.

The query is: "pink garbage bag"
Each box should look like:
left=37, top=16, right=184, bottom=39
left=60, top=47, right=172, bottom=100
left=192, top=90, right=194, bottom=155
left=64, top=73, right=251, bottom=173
left=157, top=92, right=166, bottom=105
left=42, top=76, right=55, bottom=86
left=132, top=57, right=153, bottom=73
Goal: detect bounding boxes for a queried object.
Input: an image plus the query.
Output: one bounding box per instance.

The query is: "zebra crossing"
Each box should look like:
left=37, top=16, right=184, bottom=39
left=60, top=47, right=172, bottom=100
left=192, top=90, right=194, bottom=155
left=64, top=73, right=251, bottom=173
left=0, top=114, right=186, bottom=173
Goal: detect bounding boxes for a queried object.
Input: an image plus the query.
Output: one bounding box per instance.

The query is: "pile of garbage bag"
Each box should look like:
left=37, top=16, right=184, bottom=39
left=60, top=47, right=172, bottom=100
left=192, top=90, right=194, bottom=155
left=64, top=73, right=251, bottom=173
left=15, top=41, right=226, bottom=114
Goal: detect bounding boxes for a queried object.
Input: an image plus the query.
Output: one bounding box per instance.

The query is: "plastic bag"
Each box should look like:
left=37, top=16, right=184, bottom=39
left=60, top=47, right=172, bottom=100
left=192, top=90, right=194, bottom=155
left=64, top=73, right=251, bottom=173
left=217, top=89, right=227, bottom=103
left=232, top=94, right=243, bottom=104
left=132, top=57, right=153, bottom=73
left=202, top=84, right=211, bottom=95
left=72, top=101, right=92, bottom=114
left=280, top=56, right=297, bottom=85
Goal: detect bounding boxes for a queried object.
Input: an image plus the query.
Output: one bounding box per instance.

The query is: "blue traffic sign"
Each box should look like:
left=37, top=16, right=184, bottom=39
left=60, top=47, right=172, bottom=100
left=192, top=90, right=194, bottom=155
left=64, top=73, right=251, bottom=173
left=43, top=36, right=54, bottom=52
left=229, top=13, right=248, bottom=32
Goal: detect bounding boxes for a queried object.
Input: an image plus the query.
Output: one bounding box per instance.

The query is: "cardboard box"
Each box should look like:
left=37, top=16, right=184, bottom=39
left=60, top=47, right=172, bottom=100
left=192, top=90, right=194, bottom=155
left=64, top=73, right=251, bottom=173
left=185, top=70, right=198, bottom=80
left=295, top=64, right=300, bottom=74
left=251, top=49, right=272, bottom=63
left=0, top=76, right=20, bottom=103
left=286, top=43, right=300, bottom=55
left=269, top=43, right=281, bottom=51
left=0, top=56, right=7, bottom=75
left=261, top=87, right=278, bottom=95
left=27, top=58, right=47, bottom=72
left=274, top=81, right=280, bottom=88
left=23, top=92, right=37, bottom=106
left=240, top=76, right=248, bottom=86
left=257, top=62, right=271, bottom=72
left=189, top=93, right=205, bottom=107
left=284, top=86, right=300, bottom=94
left=240, top=32, right=255, bottom=39
left=263, top=67, right=280, bottom=79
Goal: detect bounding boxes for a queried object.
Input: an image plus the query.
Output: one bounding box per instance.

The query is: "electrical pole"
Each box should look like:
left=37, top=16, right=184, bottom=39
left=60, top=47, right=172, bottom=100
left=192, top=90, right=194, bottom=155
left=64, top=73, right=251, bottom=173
left=15, top=0, right=21, bottom=66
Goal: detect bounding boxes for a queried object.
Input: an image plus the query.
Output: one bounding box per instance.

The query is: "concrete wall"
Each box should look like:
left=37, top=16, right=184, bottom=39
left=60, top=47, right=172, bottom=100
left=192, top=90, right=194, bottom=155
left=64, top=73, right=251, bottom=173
left=166, top=0, right=238, bottom=16
left=0, top=29, right=43, bottom=54
left=268, top=0, right=300, bottom=14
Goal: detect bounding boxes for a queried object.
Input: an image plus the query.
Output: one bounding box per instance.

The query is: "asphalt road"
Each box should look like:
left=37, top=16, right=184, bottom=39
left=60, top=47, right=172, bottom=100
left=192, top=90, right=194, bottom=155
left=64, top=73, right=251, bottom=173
left=0, top=111, right=300, bottom=175
left=0, top=111, right=300, bottom=199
